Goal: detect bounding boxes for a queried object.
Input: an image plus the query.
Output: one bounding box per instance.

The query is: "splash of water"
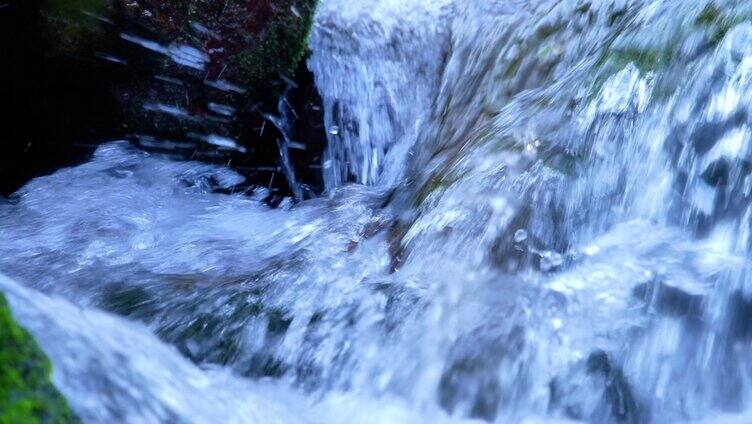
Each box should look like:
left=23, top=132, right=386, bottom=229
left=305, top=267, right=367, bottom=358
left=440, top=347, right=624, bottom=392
left=309, top=0, right=453, bottom=189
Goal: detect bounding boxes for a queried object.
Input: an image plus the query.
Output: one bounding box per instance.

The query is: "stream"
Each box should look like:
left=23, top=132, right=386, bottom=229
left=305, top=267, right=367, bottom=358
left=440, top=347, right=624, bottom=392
left=4, top=0, right=752, bottom=422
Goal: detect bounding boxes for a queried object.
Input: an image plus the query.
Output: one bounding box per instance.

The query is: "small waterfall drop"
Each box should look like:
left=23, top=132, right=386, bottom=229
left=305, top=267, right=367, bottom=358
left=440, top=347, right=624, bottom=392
left=308, top=0, right=453, bottom=190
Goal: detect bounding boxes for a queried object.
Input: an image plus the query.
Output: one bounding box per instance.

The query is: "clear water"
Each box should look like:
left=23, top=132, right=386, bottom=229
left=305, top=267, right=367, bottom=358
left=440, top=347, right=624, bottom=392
left=5, top=0, right=752, bottom=422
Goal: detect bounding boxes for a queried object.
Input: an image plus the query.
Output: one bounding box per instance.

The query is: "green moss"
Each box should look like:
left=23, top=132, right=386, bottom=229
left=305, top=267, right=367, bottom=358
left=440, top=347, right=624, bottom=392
left=42, top=0, right=110, bottom=57
left=503, top=54, right=524, bottom=79
left=587, top=43, right=674, bottom=102
left=236, top=0, right=318, bottom=88
left=613, top=49, right=666, bottom=72
left=536, top=21, right=564, bottom=41
left=414, top=167, right=474, bottom=208
left=415, top=177, right=452, bottom=206
left=0, top=294, right=80, bottom=424
left=44, top=0, right=107, bottom=21
left=593, top=44, right=674, bottom=79
left=695, top=2, right=752, bottom=44
left=143, top=0, right=318, bottom=100
left=536, top=41, right=558, bottom=61
left=696, top=3, right=721, bottom=27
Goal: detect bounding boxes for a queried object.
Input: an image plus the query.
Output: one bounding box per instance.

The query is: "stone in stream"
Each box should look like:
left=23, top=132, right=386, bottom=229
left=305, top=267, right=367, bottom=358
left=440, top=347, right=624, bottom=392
left=438, top=326, right=526, bottom=421
left=548, top=350, right=643, bottom=424
left=725, top=289, right=752, bottom=340
left=632, top=279, right=705, bottom=320
left=701, top=157, right=732, bottom=187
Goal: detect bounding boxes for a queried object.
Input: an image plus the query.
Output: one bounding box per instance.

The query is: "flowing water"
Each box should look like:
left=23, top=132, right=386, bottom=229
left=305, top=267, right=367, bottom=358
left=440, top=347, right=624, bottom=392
left=5, top=0, right=752, bottom=422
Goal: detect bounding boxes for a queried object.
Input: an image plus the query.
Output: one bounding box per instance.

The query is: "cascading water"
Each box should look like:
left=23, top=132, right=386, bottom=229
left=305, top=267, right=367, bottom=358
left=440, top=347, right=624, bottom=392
left=308, top=0, right=453, bottom=189
left=4, top=0, right=752, bottom=422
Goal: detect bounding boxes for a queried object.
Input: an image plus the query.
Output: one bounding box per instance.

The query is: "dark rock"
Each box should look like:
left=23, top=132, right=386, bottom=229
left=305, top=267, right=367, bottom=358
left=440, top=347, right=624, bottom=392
left=40, top=0, right=113, bottom=57
left=701, top=157, right=731, bottom=187
left=490, top=208, right=534, bottom=273
left=690, top=110, right=747, bottom=155
left=725, top=289, right=752, bottom=340
left=632, top=279, right=705, bottom=320
left=549, top=350, right=642, bottom=423
left=438, top=326, right=525, bottom=421
left=114, top=0, right=326, bottom=198
left=1, top=0, right=326, bottom=198
left=0, top=0, right=124, bottom=196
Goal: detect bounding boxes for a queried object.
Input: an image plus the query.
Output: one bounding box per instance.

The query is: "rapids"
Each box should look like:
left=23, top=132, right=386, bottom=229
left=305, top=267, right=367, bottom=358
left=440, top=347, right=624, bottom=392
left=4, top=0, right=752, bottom=422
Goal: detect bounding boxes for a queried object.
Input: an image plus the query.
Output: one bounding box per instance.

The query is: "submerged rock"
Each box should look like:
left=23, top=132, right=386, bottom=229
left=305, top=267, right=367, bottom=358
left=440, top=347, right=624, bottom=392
left=725, top=290, right=752, bottom=340
left=549, top=350, right=643, bottom=423
left=0, top=293, right=80, bottom=423
left=632, top=279, right=705, bottom=320
left=438, top=326, right=526, bottom=421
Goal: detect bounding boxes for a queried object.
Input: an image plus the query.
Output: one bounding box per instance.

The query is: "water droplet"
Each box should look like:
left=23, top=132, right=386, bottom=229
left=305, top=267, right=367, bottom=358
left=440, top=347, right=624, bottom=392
left=551, top=318, right=563, bottom=330
left=582, top=244, right=601, bottom=256
left=514, top=229, right=528, bottom=243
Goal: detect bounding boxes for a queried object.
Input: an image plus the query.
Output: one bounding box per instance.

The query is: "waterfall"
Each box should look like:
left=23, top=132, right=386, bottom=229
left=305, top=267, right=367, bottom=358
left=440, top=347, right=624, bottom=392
left=308, top=0, right=453, bottom=190
left=4, top=0, right=752, bottom=422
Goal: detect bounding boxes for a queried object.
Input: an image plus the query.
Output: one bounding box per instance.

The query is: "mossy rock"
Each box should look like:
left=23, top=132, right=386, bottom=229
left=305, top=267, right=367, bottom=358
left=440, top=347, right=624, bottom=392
left=41, top=0, right=112, bottom=58
left=235, top=0, right=317, bottom=90
left=126, top=0, right=318, bottom=96
left=30, top=0, right=324, bottom=196
left=0, top=293, right=80, bottom=424
left=40, top=0, right=318, bottom=97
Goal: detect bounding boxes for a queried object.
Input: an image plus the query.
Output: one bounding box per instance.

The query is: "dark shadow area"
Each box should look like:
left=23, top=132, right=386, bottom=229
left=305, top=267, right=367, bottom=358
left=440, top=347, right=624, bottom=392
left=0, top=0, right=326, bottom=199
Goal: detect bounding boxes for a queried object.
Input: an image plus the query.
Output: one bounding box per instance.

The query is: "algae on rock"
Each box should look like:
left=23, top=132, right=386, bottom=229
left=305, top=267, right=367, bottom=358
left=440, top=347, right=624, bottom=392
left=0, top=293, right=80, bottom=424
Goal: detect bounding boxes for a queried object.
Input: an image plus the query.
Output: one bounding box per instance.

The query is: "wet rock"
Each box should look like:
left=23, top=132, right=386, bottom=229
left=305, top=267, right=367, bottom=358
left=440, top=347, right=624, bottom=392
left=689, top=110, right=747, bottom=155
left=490, top=208, right=534, bottom=273
left=114, top=0, right=325, bottom=197
left=725, top=290, right=752, bottom=340
left=3, top=0, right=325, bottom=198
left=0, top=293, right=81, bottom=423
left=549, top=350, right=642, bottom=423
left=701, top=157, right=732, bottom=187
left=243, top=309, right=293, bottom=379
left=438, top=326, right=525, bottom=421
left=632, top=279, right=705, bottom=320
